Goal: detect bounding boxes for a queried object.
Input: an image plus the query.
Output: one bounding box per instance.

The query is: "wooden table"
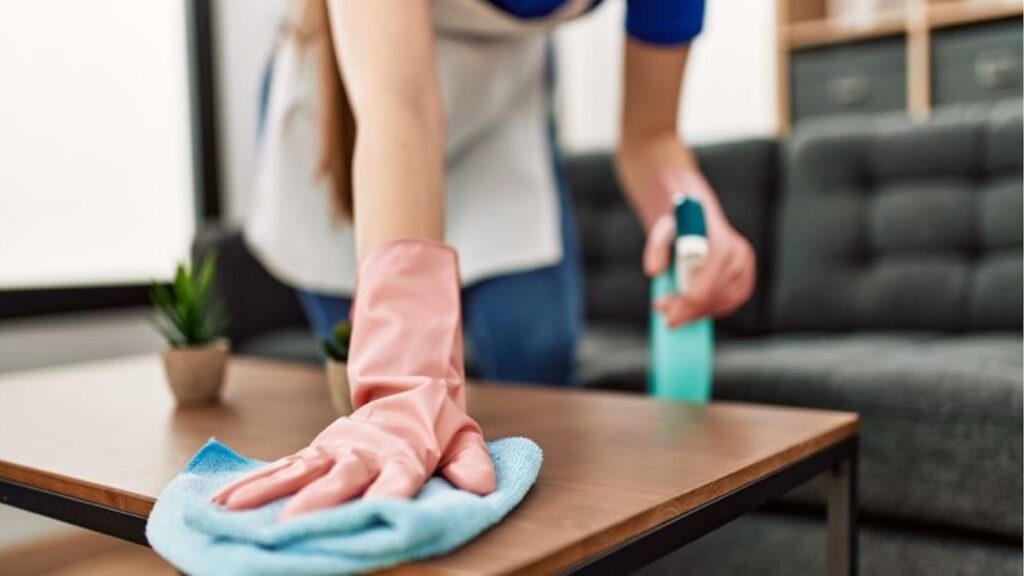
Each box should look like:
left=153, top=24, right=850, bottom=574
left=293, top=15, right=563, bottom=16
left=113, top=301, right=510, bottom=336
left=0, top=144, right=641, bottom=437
left=0, top=355, right=859, bottom=575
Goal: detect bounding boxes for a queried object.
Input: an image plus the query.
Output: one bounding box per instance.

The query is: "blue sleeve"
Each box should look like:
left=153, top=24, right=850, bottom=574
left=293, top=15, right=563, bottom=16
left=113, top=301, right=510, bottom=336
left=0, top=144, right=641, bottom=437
left=626, top=0, right=706, bottom=46
left=489, top=0, right=564, bottom=18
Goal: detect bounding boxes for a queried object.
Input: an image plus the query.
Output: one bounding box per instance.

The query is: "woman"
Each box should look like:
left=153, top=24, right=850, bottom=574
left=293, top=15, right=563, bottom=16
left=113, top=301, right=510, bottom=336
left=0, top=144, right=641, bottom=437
left=215, top=0, right=755, bottom=519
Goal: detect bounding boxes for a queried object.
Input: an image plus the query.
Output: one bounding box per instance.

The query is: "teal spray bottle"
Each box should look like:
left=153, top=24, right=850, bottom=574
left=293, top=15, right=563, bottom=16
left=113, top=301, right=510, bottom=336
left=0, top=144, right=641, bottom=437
left=648, top=194, right=714, bottom=403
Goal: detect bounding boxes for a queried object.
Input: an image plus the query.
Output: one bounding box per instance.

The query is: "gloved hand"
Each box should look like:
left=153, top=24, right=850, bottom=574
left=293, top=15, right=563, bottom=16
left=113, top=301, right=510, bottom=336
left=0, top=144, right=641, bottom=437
left=643, top=170, right=756, bottom=328
left=211, top=239, right=496, bottom=520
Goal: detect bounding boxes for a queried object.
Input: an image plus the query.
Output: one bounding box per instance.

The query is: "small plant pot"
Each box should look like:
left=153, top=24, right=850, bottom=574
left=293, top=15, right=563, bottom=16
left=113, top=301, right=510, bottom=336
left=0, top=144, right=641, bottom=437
left=161, top=338, right=230, bottom=406
left=325, top=359, right=352, bottom=416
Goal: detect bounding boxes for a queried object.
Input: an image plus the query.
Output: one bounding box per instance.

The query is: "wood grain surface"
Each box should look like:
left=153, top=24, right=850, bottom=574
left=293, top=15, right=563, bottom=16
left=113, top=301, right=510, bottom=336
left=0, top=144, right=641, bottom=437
left=0, top=355, right=857, bottom=575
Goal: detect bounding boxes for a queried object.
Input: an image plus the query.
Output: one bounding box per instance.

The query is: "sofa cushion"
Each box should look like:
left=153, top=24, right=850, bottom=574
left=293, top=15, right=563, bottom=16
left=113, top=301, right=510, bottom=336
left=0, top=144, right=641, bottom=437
left=638, top=509, right=1024, bottom=576
left=773, top=101, right=1023, bottom=332
left=580, top=329, right=1023, bottom=537
left=578, top=325, right=649, bottom=392
left=717, top=332, right=1023, bottom=537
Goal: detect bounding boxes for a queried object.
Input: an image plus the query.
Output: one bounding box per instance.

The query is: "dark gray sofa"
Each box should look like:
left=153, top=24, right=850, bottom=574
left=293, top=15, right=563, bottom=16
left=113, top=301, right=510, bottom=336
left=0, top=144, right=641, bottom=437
left=195, top=101, right=1023, bottom=574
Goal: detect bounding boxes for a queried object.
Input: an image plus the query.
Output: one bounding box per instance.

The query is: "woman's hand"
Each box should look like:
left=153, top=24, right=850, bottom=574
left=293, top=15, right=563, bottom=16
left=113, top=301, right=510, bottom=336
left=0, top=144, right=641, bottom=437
left=616, top=36, right=755, bottom=327
left=211, top=383, right=494, bottom=521
left=212, top=241, right=495, bottom=520
left=617, top=137, right=756, bottom=328
left=643, top=174, right=756, bottom=328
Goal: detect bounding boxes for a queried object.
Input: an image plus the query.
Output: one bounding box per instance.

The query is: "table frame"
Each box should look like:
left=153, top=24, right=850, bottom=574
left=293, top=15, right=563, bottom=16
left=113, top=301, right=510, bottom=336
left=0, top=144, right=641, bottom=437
left=0, top=436, right=858, bottom=575
left=564, top=434, right=859, bottom=575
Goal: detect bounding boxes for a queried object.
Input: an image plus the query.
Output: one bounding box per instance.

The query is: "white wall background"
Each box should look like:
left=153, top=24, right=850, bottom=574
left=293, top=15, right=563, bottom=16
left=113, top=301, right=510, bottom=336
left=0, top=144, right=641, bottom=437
left=555, top=0, right=778, bottom=151
left=214, top=0, right=777, bottom=222
left=0, top=0, right=195, bottom=288
left=681, top=0, right=778, bottom=143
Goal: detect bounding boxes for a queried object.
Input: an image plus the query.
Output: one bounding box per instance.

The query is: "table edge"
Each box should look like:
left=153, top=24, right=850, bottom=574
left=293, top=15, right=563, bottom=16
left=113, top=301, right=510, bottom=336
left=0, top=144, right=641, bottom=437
left=505, top=417, right=859, bottom=575
left=0, top=460, right=155, bottom=516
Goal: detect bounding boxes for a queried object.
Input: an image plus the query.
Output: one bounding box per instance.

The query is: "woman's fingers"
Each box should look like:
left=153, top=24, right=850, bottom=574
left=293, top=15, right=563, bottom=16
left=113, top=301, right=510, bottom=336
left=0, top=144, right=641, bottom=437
left=709, top=237, right=756, bottom=317
left=210, top=454, right=300, bottom=505
left=655, top=295, right=704, bottom=328
left=364, top=458, right=424, bottom=500
left=278, top=451, right=377, bottom=520
left=223, top=452, right=333, bottom=510
left=709, top=276, right=747, bottom=318
left=655, top=232, right=756, bottom=325
left=718, top=265, right=756, bottom=317
left=439, top=435, right=496, bottom=495
left=643, top=216, right=675, bottom=277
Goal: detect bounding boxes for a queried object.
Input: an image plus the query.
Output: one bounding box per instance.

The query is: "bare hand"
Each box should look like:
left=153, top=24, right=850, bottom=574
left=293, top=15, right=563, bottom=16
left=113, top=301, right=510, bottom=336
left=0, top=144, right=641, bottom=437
left=643, top=171, right=756, bottom=328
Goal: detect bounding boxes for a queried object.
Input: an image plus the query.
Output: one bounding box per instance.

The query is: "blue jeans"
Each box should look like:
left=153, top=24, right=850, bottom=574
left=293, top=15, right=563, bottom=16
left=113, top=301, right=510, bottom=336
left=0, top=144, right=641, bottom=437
left=297, top=163, right=583, bottom=387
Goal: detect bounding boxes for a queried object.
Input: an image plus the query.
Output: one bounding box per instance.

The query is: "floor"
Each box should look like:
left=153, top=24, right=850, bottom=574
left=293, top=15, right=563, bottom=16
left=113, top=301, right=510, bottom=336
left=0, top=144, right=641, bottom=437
left=1, top=531, right=172, bottom=576
left=0, top=308, right=165, bottom=570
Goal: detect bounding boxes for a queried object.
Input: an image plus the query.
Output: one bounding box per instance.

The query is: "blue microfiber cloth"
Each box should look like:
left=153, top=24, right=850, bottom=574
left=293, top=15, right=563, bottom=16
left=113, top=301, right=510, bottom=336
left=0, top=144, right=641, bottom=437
left=146, top=437, right=542, bottom=576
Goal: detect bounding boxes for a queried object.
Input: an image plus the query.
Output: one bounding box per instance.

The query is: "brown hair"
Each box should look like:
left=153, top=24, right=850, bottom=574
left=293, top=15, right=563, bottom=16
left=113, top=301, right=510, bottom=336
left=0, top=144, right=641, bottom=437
left=295, top=0, right=356, bottom=221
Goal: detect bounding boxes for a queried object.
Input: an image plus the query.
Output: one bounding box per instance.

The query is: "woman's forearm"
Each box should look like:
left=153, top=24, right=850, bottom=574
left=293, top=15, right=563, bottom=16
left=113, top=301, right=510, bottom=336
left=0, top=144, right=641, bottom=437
left=327, top=0, right=444, bottom=259
left=350, top=94, right=444, bottom=258
left=617, top=39, right=697, bottom=231
left=620, top=39, right=687, bottom=146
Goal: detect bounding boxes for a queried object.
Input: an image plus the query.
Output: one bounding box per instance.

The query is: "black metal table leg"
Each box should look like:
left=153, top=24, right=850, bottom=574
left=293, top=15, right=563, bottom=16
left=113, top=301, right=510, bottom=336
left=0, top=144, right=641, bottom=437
left=821, top=437, right=858, bottom=576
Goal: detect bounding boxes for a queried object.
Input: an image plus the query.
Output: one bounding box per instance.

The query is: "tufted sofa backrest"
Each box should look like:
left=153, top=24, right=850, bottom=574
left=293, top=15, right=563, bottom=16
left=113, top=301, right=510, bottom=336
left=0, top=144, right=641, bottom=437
left=772, top=101, right=1023, bottom=332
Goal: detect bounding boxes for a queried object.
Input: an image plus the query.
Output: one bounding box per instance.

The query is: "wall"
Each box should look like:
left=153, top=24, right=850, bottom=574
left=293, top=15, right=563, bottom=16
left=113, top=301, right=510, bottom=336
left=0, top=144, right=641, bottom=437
left=555, top=0, right=778, bottom=151
left=0, top=0, right=195, bottom=288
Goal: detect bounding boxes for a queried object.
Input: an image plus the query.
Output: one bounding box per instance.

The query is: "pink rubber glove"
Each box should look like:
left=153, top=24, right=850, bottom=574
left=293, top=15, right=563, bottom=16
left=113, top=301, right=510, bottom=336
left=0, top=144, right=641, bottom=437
left=644, top=171, right=756, bottom=328
left=211, top=240, right=496, bottom=520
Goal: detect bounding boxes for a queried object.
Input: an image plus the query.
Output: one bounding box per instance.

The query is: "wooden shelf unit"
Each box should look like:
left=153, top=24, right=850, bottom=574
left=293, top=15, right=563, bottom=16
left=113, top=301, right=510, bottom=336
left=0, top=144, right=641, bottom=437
left=776, top=0, right=1024, bottom=131
left=928, top=0, right=1024, bottom=28
left=786, top=9, right=909, bottom=48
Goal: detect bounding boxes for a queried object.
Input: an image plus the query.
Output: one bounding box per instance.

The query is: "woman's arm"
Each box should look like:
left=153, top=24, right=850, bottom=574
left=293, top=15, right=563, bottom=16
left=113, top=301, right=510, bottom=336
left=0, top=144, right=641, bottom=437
left=211, top=2, right=496, bottom=517
left=616, top=36, right=755, bottom=326
left=617, top=39, right=698, bottom=231
left=326, top=0, right=444, bottom=258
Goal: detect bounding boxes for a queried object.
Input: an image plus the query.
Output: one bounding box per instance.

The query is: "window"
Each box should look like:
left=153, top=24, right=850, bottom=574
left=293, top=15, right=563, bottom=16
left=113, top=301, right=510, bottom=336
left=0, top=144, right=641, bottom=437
left=0, top=0, right=195, bottom=289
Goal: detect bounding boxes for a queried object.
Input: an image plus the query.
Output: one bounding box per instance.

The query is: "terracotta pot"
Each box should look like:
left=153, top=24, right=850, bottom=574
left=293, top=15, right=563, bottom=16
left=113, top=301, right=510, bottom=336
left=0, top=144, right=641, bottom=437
left=161, top=339, right=229, bottom=406
left=325, top=358, right=352, bottom=416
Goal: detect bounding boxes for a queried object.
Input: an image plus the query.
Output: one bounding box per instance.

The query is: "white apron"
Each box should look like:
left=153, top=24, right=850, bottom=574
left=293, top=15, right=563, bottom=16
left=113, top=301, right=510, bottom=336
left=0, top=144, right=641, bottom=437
left=245, top=0, right=591, bottom=294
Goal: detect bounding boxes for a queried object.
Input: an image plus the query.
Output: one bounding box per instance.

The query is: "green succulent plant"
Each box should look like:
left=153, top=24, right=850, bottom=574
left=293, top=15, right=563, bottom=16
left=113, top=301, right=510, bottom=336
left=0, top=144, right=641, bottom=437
left=322, top=320, right=352, bottom=362
left=149, top=253, right=228, bottom=347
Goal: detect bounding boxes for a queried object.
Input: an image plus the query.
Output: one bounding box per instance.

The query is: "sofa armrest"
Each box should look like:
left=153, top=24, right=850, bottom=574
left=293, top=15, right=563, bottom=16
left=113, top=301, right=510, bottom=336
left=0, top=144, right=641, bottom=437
left=192, top=224, right=307, bottom=346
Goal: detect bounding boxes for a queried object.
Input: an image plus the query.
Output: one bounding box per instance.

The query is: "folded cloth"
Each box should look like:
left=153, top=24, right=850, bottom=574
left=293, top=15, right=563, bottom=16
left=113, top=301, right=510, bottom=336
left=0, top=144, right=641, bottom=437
left=146, top=437, right=541, bottom=576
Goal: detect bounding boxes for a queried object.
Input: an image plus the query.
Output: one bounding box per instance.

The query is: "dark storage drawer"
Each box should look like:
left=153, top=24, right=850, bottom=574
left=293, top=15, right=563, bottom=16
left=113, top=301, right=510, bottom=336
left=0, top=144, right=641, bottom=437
left=791, top=37, right=907, bottom=123
left=932, top=18, right=1023, bottom=107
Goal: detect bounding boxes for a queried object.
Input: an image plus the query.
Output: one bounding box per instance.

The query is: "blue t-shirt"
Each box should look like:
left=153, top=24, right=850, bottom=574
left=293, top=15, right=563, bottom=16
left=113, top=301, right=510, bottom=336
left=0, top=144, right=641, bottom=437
left=490, top=0, right=705, bottom=45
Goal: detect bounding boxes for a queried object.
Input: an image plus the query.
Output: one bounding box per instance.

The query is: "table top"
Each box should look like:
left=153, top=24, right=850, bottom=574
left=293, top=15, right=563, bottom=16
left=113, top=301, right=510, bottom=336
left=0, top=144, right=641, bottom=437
left=0, top=355, right=857, bottom=575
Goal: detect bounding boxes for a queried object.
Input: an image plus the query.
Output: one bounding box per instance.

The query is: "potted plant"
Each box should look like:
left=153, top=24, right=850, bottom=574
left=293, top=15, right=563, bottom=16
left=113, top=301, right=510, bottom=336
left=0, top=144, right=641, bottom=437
left=150, top=253, right=229, bottom=406
left=322, top=320, right=352, bottom=415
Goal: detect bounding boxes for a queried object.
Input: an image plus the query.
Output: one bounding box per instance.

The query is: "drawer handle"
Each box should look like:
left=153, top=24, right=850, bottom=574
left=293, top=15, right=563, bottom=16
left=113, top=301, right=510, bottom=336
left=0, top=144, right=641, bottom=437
left=974, top=50, right=1017, bottom=90
left=826, top=74, right=871, bottom=107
